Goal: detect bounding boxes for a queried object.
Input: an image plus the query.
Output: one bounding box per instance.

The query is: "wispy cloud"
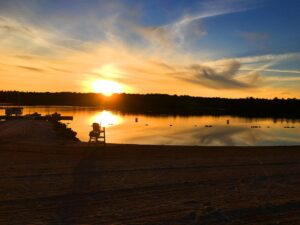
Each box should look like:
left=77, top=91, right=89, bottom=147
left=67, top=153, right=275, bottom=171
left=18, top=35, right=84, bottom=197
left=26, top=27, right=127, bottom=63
left=18, top=65, right=45, bottom=72
left=0, top=0, right=300, bottom=98
left=174, top=60, right=257, bottom=89
left=241, top=68, right=300, bottom=75
left=239, top=32, right=269, bottom=42
left=134, top=0, right=254, bottom=48
left=233, top=53, right=300, bottom=64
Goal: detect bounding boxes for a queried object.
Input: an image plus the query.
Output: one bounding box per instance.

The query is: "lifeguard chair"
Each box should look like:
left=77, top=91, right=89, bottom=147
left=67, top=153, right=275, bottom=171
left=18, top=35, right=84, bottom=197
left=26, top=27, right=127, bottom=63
left=89, top=123, right=106, bottom=144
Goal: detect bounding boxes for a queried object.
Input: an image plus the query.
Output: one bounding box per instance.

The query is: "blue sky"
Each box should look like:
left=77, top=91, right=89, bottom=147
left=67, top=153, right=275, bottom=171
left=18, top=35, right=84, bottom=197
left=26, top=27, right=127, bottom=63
left=0, top=0, right=300, bottom=98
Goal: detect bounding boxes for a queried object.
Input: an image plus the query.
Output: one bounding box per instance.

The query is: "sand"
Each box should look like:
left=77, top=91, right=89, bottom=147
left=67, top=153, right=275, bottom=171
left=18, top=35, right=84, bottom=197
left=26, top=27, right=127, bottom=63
left=0, top=120, right=300, bottom=224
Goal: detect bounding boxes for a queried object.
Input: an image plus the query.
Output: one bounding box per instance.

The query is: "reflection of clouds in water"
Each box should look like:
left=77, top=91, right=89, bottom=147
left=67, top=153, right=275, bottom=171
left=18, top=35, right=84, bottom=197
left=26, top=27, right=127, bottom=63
left=183, top=126, right=300, bottom=146
left=162, top=126, right=300, bottom=146
left=123, top=125, right=248, bottom=146
left=255, top=129, right=300, bottom=145
left=168, top=126, right=248, bottom=146
left=122, top=126, right=174, bottom=145
left=119, top=124, right=300, bottom=146
left=199, top=126, right=247, bottom=146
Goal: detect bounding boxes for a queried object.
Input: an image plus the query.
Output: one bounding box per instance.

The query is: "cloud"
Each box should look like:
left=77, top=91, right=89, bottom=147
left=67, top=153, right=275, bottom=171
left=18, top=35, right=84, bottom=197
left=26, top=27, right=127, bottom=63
left=133, top=26, right=172, bottom=47
left=241, top=68, right=300, bottom=75
left=148, top=60, right=176, bottom=71
left=174, top=59, right=257, bottom=89
left=1, top=14, right=295, bottom=95
left=225, top=53, right=300, bottom=87
left=239, top=32, right=269, bottom=42
left=134, top=0, right=252, bottom=48
left=233, top=53, right=300, bottom=64
left=0, top=17, right=59, bottom=55
left=0, top=16, right=35, bottom=39
left=0, top=0, right=300, bottom=98
left=18, top=65, right=44, bottom=72
left=14, top=55, right=34, bottom=60
left=49, top=67, right=74, bottom=73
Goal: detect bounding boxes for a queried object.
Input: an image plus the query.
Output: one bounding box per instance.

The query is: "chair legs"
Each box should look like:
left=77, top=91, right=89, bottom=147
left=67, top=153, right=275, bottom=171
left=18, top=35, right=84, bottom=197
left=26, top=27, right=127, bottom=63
left=89, top=136, right=105, bottom=145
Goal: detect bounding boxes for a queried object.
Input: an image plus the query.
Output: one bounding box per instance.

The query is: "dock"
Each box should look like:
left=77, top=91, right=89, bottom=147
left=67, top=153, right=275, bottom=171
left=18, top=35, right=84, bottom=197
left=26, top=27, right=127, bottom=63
left=0, top=115, right=73, bottom=121
left=0, top=107, right=73, bottom=121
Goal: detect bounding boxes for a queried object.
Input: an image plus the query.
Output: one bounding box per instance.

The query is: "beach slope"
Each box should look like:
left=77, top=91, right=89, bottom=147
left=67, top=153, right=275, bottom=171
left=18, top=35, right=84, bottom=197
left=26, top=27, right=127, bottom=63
left=0, top=142, right=299, bottom=224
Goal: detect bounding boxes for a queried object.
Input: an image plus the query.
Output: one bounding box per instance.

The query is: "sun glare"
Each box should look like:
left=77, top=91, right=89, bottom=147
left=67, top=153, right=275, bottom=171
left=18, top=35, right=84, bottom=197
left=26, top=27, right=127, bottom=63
left=92, top=80, right=123, bottom=96
left=90, top=111, right=122, bottom=127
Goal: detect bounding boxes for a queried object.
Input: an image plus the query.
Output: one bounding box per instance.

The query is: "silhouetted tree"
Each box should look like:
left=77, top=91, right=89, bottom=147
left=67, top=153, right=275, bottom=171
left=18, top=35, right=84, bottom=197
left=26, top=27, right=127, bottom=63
left=1, top=91, right=300, bottom=118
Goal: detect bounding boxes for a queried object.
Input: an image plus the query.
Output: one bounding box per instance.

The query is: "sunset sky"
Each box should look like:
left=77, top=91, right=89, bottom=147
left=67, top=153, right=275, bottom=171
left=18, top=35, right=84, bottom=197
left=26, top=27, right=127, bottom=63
left=0, top=0, right=300, bottom=98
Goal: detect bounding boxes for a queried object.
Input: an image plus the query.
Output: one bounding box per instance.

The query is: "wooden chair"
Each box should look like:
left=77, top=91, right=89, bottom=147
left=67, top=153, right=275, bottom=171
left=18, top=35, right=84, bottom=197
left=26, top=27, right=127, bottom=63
left=89, top=123, right=106, bottom=144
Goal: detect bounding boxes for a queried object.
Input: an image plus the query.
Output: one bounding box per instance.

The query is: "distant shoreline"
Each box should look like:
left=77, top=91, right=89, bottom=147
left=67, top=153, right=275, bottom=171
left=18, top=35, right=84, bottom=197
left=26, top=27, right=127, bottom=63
left=1, top=91, right=300, bottom=118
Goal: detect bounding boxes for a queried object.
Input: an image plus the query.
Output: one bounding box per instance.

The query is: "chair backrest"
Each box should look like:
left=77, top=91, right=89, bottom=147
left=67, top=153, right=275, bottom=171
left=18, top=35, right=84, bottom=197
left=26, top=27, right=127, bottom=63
left=92, top=123, right=101, bottom=132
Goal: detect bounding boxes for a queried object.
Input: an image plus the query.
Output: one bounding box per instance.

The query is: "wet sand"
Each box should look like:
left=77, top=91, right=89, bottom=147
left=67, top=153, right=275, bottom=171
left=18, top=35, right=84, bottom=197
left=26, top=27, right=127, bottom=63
left=0, top=142, right=300, bottom=224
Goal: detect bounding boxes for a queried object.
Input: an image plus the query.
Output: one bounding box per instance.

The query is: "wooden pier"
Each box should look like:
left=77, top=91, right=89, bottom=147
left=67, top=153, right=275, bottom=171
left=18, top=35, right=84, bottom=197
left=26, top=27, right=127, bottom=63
left=0, top=107, right=73, bottom=121
left=0, top=115, right=73, bottom=121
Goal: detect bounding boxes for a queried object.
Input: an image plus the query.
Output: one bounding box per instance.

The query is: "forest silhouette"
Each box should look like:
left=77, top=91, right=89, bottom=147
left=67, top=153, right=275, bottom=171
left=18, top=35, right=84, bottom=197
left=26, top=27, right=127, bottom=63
left=1, top=91, right=300, bottom=118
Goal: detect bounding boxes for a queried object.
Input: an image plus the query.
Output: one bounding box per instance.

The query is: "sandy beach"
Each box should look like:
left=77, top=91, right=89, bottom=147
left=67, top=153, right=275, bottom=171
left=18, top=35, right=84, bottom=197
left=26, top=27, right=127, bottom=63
left=0, top=120, right=300, bottom=224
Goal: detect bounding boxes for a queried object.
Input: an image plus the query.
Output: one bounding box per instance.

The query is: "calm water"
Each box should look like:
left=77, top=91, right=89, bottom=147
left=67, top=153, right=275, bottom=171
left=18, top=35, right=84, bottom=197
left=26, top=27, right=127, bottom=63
left=17, top=106, right=300, bottom=146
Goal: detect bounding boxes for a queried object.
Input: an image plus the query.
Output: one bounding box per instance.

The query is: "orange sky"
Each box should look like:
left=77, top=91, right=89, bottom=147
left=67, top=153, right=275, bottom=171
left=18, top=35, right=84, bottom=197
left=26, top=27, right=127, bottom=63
left=1, top=0, right=300, bottom=98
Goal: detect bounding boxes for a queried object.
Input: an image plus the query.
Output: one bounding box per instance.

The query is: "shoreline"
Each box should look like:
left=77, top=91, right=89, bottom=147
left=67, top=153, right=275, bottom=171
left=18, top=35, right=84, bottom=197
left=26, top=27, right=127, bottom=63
left=2, top=117, right=300, bottom=147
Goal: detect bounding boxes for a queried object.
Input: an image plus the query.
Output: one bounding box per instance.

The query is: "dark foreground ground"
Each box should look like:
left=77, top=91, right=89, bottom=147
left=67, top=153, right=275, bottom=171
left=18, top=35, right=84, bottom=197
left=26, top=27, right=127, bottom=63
left=0, top=143, right=299, bottom=225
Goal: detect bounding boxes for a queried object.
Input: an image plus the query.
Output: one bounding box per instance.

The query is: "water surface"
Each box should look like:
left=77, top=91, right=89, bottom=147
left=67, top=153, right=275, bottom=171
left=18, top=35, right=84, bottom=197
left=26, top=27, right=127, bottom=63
left=17, top=106, right=300, bottom=146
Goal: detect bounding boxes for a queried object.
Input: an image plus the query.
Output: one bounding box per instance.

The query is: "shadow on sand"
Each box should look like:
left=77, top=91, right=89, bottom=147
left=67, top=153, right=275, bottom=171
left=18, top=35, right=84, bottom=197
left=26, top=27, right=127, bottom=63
left=53, top=147, right=104, bottom=225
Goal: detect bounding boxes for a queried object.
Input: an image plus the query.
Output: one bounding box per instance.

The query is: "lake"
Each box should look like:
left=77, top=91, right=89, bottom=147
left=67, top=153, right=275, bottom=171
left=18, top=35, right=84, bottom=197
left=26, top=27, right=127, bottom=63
left=19, top=106, right=300, bottom=146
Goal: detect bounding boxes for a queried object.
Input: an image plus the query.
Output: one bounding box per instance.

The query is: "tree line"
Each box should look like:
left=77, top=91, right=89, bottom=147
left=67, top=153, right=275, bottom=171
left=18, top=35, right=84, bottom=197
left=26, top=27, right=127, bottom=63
left=1, top=91, right=300, bottom=118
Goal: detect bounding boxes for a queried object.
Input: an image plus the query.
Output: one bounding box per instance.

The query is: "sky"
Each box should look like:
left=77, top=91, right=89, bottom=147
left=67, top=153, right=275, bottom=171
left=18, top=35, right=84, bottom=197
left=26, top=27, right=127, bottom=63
left=0, top=0, right=300, bottom=98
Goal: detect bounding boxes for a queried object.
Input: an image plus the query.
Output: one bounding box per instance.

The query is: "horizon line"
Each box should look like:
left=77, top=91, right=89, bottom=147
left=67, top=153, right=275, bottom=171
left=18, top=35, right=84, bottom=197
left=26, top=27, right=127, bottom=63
left=1, top=90, right=299, bottom=101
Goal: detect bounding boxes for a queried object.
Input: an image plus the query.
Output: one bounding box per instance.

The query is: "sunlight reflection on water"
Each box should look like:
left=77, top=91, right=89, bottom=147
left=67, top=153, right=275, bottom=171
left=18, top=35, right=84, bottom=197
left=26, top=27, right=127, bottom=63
left=16, top=106, right=300, bottom=146
left=89, top=110, right=122, bottom=127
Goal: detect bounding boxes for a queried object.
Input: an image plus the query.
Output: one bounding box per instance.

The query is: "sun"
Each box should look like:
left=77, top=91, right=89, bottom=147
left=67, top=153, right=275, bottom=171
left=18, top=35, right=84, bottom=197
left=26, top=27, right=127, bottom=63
left=92, top=80, right=123, bottom=96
